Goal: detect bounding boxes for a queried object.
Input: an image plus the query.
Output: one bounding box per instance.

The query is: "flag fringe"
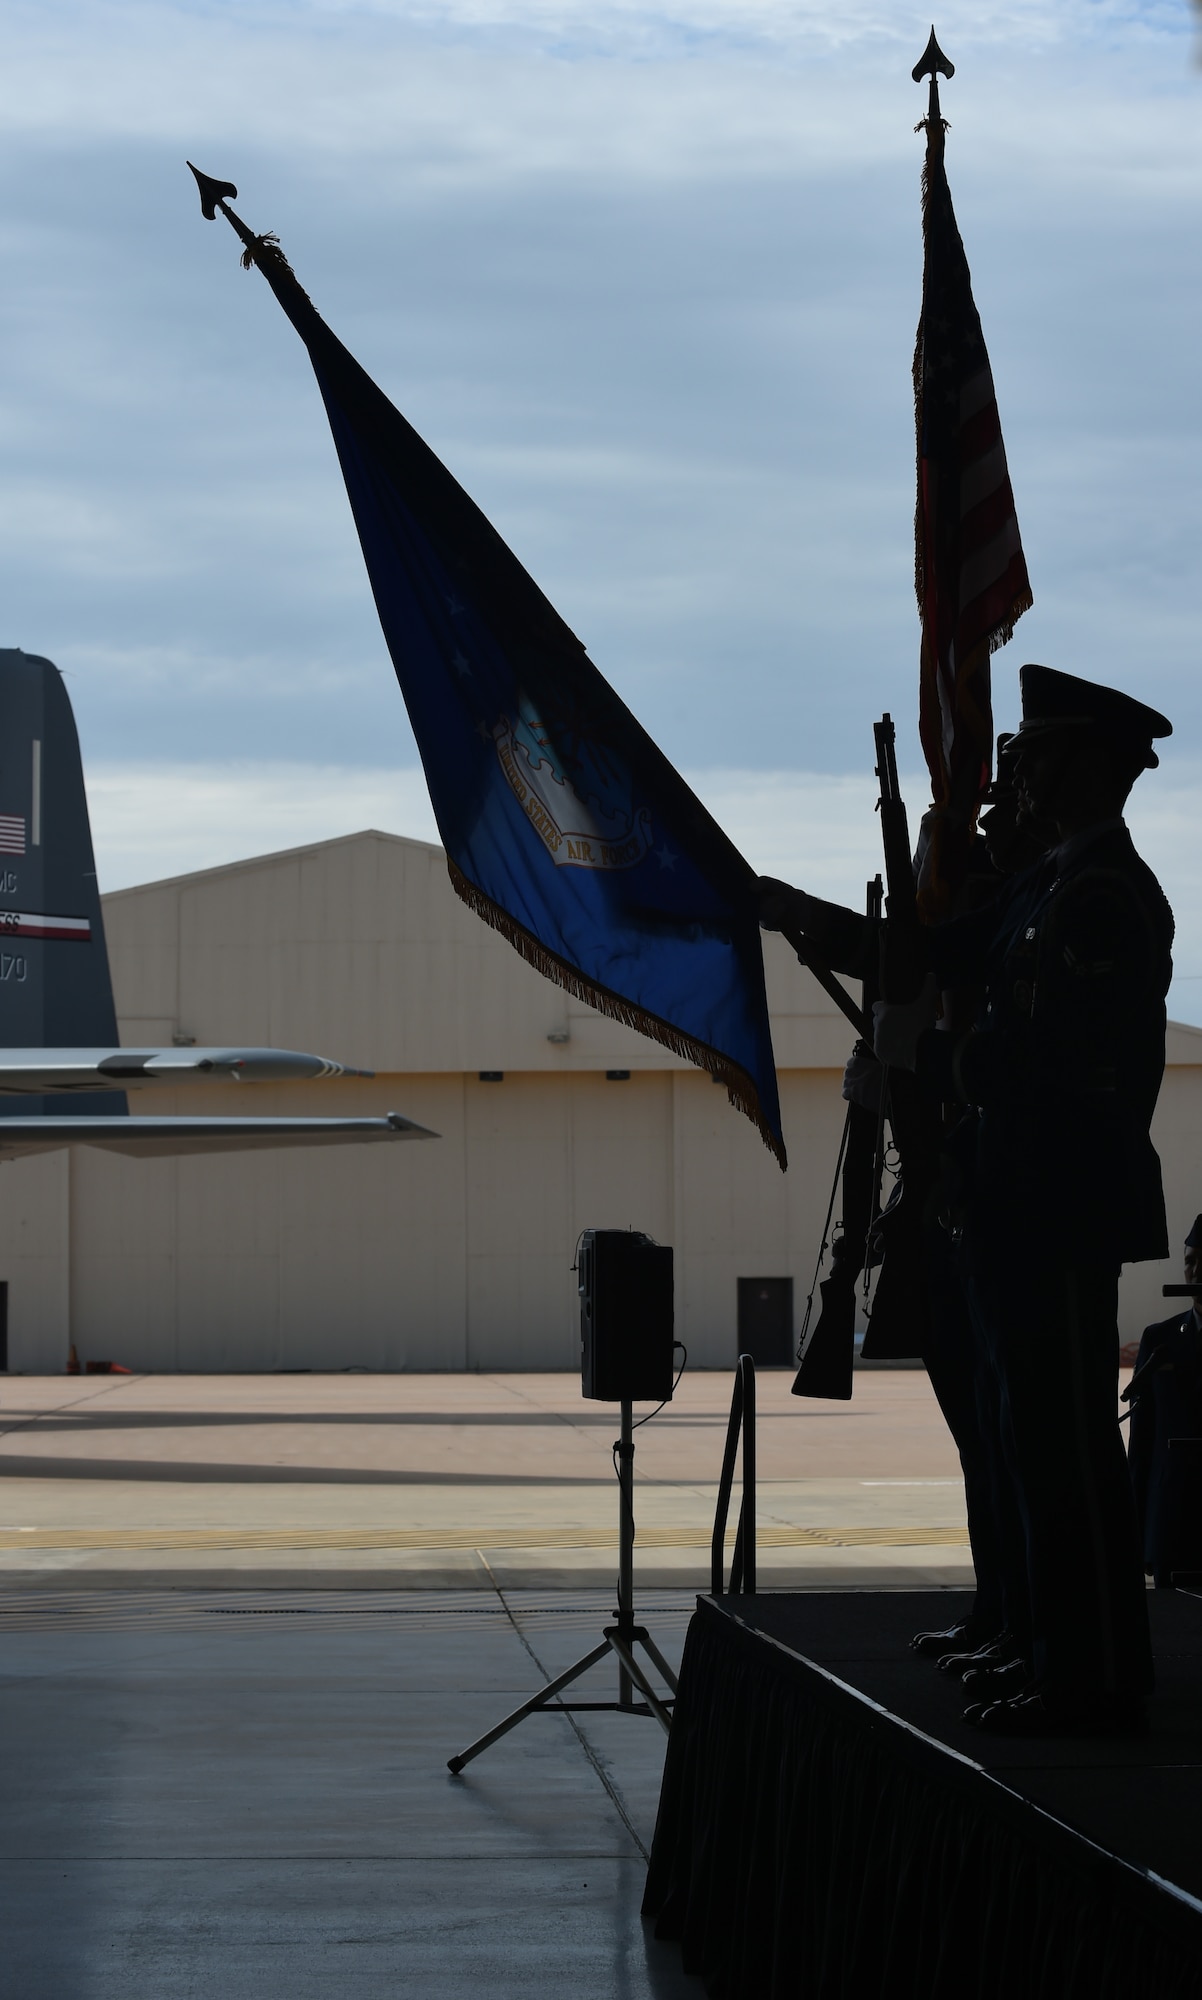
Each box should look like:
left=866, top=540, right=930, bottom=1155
left=240, top=230, right=311, bottom=301
left=986, top=588, right=1034, bottom=655
left=446, top=857, right=787, bottom=1171
left=219, top=206, right=315, bottom=308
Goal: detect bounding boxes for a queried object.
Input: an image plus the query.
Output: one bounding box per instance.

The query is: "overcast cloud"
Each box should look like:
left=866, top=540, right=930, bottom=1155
left=2, top=0, right=1200, bottom=1016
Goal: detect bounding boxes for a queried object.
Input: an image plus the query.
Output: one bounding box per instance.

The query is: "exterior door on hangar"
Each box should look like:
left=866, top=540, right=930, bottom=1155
left=736, top=1276, right=794, bottom=1367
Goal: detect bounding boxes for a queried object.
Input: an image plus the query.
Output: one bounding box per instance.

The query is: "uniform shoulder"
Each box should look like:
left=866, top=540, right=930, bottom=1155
left=1076, top=830, right=1174, bottom=935
left=1049, top=843, right=1174, bottom=963
left=1139, top=1313, right=1183, bottom=1352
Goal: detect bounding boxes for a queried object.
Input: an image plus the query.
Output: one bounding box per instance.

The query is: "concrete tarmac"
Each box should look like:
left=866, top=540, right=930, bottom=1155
left=0, top=1367, right=976, bottom=1995
left=0, top=1367, right=972, bottom=1591
left=1, top=1582, right=703, bottom=1998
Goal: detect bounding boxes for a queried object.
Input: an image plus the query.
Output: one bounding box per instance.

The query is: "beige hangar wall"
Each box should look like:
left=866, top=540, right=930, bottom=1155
left=0, top=828, right=1197, bottom=1372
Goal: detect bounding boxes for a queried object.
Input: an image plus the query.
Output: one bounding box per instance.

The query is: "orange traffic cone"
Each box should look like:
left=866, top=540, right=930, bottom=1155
left=66, top=1343, right=80, bottom=1375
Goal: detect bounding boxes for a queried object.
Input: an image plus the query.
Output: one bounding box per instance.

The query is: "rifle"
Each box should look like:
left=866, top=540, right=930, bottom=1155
left=873, top=712, right=923, bottom=1003
left=792, top=875, right=883, bottom=1401
left=858, top=713, right=937, bottom=1361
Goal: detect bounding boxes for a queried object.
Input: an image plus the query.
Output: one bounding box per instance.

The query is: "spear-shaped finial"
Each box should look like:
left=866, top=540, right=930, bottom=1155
left=187, top=162, right=238, bottom=222
left=186, top=162, right=308, bottom=297
left=187, top=159, right=261, bottom=263
left=912, top=27, right=954, bottom=128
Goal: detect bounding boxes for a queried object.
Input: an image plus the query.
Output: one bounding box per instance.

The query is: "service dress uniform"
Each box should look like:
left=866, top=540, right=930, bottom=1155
left=764, top=666, right=1175, bottom=1725
left=911, top=670, right=1175, bottom=1714
left=921, top=820, right=1171, bottom=1704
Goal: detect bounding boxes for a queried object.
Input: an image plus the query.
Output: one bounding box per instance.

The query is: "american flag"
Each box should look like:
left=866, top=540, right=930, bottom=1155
left=0, top=814, right=25, bottom=856
left=913, top=111, right=1031, bottom=918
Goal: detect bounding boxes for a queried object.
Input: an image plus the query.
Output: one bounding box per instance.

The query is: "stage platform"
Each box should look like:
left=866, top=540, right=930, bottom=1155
left=644, top=1589, right=1202, bottom=1999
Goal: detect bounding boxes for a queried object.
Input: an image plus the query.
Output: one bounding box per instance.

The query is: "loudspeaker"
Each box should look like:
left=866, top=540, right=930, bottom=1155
left=579, top=1229, right=674, bottom=1402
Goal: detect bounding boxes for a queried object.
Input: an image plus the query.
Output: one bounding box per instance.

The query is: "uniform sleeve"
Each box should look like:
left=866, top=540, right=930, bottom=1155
left=791, top=897, right=880, bottom=982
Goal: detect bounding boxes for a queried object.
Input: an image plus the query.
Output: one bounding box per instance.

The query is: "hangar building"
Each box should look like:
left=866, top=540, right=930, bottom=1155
left=1, top=829, right=1199, bottom=1373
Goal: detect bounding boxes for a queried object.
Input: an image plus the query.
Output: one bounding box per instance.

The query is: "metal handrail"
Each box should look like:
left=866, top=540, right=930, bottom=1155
left=711, top=1353, right=756, bottom=1595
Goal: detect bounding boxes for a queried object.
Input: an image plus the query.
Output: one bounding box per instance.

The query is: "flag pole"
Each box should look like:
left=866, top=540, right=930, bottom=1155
left=187, top=158, right=870, bottom=1048
left=185, top=161, right=803, bottom=1162
left=909, top=26, right=1031, bottom=920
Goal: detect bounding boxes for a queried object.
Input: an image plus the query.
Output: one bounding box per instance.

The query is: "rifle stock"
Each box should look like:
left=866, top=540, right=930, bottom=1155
left=792, top=875, right=883, bottom=1401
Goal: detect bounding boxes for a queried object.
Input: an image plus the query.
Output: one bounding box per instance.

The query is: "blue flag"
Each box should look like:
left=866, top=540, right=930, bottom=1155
left=204, top=194, right=785, bottom=1165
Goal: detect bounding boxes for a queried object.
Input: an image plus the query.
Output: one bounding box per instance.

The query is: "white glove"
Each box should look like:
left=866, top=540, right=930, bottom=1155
left=872, top=974, right=939, bottom=1071
left=841, top=1047, right=885, bottom=1112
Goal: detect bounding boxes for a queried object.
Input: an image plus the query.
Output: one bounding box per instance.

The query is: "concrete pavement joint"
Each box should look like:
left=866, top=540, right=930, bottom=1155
left=467, top=1548, right=651, bottom=1863
left=0, top=1373, right=144, bottom=1439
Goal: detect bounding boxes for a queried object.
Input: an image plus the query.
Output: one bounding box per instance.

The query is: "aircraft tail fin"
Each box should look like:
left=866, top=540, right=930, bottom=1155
left=0, top=649, right=123, bottom=1117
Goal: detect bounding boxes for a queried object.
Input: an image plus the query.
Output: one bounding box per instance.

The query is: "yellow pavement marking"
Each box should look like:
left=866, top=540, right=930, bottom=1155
left=0, top=1525, right=969, bottom=1553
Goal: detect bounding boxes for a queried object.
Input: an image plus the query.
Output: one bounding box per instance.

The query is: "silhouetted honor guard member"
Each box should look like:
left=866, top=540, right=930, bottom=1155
left=907, top=733, right=1051, bottom=1669
left=1128, top=1216, right=1202, bottom=1587
left=762, top=666, right=1174, bottom=1735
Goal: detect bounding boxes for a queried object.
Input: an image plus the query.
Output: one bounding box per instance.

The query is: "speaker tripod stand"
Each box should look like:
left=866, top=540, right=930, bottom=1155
left=447, top=1400, right=678, bottom=1773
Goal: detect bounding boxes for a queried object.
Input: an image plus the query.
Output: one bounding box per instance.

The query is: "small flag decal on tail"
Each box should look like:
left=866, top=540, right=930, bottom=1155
left=0, top=816, right=26, bottom=856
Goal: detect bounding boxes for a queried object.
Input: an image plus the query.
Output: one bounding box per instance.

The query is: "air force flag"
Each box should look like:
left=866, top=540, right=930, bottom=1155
left=196, top=177, right=785, bottom=1164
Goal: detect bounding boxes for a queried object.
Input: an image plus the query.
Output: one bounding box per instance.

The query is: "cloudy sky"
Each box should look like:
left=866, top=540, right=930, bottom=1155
left=2, top=0, right=1200, bottom=1017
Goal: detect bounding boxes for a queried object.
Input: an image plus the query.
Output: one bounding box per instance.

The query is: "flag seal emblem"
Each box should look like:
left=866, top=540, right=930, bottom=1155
left=493, top=704, right=653, bottom=872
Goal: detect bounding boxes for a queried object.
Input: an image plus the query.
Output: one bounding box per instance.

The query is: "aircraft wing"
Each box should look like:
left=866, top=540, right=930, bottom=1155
left=0, top=1112, right=436, bottom=1159
left=0, top=1048, right=374, bottom=1096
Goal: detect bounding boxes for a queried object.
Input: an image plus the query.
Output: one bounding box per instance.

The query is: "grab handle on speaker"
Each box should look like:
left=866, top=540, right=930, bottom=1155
left=712, top=1354, right=756, bottom=1595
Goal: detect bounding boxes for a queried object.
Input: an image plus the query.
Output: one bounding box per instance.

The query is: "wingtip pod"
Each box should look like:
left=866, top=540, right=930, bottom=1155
left=215, top=1050, right=375, bottom=1084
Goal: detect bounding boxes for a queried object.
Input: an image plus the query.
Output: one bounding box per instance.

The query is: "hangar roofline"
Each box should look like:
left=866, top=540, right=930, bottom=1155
left=100, top=827, right=444, bottom=901
left=99, top=830, right=1202, bottom=1054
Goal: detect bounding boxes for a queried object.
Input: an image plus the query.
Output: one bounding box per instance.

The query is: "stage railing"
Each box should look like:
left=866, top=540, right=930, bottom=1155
left=711, top=1353, right=756, bottom=1595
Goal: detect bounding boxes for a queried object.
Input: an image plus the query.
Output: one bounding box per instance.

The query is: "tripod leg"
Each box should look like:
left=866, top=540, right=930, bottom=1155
left=635, top=1630, right=680, bottom=1698
left=447, top=1639, right=611, bottom=1774
left=606, top=1632, right=673, bottom=1732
